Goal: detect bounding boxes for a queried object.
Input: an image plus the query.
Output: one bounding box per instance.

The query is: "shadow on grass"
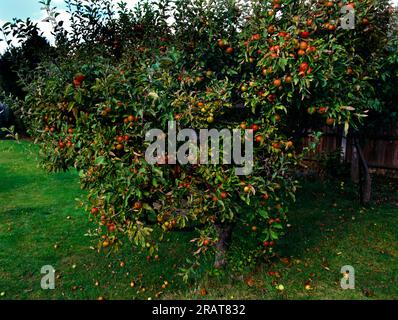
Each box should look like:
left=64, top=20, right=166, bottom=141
left=276, top=180, right=361, bottom=258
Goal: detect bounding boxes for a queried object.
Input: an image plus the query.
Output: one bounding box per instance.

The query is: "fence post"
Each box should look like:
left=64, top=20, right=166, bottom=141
left=351, top=137, right=360, bottom=183
left=354, top=137, right=372, bottom=205
left=341, top=132, right=347, bottom=163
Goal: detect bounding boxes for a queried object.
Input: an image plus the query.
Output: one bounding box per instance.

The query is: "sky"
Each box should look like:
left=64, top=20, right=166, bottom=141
left=0, top=0, right=138, bottom=53
left=0, top=0, right=139, bottom=21
left=0, top=0, right=58, bottom=21
left=1, top=0, right=397, bottom=53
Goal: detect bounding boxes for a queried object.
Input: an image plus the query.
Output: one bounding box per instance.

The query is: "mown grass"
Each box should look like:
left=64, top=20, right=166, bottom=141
left=0, top=139, right=397, bottom=300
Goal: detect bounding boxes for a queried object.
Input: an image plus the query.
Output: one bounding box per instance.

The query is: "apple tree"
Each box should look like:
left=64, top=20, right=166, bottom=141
left=6, top=0, right=396, bottom=275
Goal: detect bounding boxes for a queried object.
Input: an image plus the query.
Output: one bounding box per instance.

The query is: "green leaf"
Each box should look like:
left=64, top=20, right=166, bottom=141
left=95, top=156, right=106, bottom=165
left=270, top=230, right=279, bottom=240
left=258, top=209, right=269, bottom=219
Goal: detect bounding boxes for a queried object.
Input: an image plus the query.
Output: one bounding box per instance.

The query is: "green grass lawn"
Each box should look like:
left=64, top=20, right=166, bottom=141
left=1, top=139, right=397, bottom=300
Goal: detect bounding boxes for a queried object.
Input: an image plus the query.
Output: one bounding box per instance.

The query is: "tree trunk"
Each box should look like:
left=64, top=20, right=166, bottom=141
left=354, top=138, right=372, bottom=205
left=214, top=222, right=233, bottom=269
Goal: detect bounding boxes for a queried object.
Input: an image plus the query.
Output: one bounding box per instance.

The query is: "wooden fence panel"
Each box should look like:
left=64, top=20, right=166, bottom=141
left=302, top=126, right=398, bottom=176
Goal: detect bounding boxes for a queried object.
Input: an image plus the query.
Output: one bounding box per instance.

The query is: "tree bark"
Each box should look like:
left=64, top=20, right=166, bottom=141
left=214, top=222, right=233, bottom=269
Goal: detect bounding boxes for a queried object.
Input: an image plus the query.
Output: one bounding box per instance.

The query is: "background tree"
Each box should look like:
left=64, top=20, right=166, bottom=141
left=0, top=19, right=52, bottom=133
left=0, top=20, right=51, bottom=98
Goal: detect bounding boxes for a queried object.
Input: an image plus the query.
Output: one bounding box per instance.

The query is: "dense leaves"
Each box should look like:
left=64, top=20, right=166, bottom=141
left=2, top=0, right=396, bottom=274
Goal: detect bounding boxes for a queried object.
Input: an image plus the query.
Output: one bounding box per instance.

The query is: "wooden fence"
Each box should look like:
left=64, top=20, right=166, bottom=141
left=302, top=125, right=398, bottom=178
